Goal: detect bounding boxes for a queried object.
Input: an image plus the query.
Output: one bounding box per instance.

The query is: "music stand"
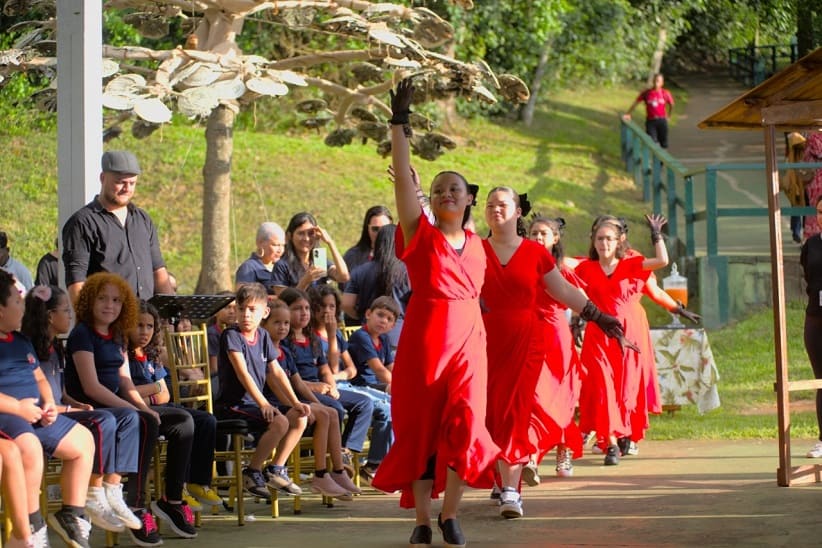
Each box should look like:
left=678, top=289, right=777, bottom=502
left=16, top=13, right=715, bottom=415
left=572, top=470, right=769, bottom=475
left=149, top=294, right=235, bottom=326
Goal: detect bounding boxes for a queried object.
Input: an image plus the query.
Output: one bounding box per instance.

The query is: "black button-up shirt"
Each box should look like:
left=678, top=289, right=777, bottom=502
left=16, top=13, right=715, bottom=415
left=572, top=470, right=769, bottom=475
left=62, top=196, right=165, bottom=299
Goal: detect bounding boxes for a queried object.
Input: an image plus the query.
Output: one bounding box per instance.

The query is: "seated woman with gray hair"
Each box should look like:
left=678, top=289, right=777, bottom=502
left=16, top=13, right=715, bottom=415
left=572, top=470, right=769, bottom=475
left=235, top=222, right=286, bottom=294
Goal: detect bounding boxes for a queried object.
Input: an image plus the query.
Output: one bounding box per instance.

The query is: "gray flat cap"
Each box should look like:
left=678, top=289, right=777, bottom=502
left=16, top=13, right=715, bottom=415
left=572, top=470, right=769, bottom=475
left=101, top=150, right=141, bottom=175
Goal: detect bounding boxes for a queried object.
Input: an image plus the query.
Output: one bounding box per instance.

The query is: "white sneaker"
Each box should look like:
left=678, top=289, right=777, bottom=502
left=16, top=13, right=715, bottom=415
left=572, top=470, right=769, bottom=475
left=499, top=487, right=523, bottom=519
left=104, top=482, right=142, bottom=530
left=31, top=524, right=49, bottom=548
left=522, top=460, right=540, bottom=486
left=626, top=441, right=640, bottom=456
left=555, top=447, right=574, bottom=477
left=86, top=486, right=125, bottom=532
left=807, top=441, right=822, bottom=458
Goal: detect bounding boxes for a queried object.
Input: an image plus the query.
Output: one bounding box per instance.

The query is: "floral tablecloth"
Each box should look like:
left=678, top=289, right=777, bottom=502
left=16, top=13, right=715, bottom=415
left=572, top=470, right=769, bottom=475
left=651, top=327, right=721, bottom=414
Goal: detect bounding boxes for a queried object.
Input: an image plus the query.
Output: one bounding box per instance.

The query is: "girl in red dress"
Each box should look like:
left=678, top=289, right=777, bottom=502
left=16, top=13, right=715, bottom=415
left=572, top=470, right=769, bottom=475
left=482, top=189, right=627, bottom=519
left=371, top=78, right=496, bottom=548
left=526, top=216, right=584, bottom=481
left=575, top=214, right=668, bottom=466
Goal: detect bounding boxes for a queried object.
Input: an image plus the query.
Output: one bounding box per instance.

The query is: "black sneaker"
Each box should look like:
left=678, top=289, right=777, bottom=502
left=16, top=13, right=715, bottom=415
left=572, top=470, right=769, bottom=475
left=358, top=463, right=377, bottom=485
left=47, top=508, right=91, bottom=548
left=604, top=445, right=620, bottom=466
left=617, top=437, right=630, bottom=456
left=150, top=499, right=197, bottom=539
left=127, top=508, right=163, bottom=547
left=242, top=467, right=270, bottom=499
left=409, top=524, right=433, bottom=547
left=437, top=513, right=466, bottom=548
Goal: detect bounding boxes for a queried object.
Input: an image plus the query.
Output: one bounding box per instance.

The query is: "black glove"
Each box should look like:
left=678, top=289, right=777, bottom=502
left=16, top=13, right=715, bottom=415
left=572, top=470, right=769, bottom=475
left=579, top=300, right=624, bottom=340
left=645, top=213, right=667, bottom=245
left=389, top=78, right=414, bottom=126
left=673, top=302, right=701, bottom=324
left=570, top=315, right=584, bottom=348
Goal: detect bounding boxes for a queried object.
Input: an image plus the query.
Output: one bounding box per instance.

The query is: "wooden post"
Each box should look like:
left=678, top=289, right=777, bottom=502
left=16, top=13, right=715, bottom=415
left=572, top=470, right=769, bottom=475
left=56, top=2, right=102, bottom=262
left=764, top=124, right=791, bottom=486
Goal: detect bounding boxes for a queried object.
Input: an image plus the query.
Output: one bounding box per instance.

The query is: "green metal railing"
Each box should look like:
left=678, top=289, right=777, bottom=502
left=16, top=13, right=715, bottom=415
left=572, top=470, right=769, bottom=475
left=620, top=118, right=822, bottom=258
left=728, top=43, right=798, bottom=86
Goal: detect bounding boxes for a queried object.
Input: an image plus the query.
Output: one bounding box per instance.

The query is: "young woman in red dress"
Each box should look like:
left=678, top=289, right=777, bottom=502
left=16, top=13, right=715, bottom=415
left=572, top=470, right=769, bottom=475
left=525, top=216, right=584, bottom=481
left=482, top=190, right=627, bottom=519
left=575, top=214, right=668, bottom=466
left=371, top=78, right=497, bottom=548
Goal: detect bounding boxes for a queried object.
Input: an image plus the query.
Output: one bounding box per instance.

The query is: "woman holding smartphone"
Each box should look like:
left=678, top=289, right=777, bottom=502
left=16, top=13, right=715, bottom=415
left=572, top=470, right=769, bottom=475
left=271, top=212, right=350, bottom=293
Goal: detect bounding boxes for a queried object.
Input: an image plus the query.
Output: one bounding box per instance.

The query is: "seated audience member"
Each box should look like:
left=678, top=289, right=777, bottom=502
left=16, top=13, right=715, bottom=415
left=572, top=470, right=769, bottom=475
left=271, top=213, right=349, bottom=293
left=0, top=270, right=95, bottom=548
left=342, top=224, right=409, bottom=349
left=342, top=206, right=393, bottom=273
left=278, top=287, right=375, bottom=476
left=35, top=239, right=59, bottom=286
left=22, top=284, right=142, bottom=534
left=215, top=283, right=311, bottom=499
left=308, top=286, right=392, bottom=482
left=341, top=296, right=398, bottom=483
left=63, top=272, right=163, bottom=547
left=128, top=300, right=221, bottom=534
left=0, top=231, right=33, bottom=291
left=0, top=438, right=34, bottom=547
left=235, top=222, right=287, bottom=294
left=207, top=291, right=237, bottom=397
left=261, top=298, right=360, bottom=498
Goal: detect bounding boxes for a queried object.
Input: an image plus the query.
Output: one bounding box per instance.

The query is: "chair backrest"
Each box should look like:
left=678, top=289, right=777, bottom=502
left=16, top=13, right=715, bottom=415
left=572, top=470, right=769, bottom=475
left=164, top=323, right=213, bottom=413
left=341, top=325, right=359, bottom=341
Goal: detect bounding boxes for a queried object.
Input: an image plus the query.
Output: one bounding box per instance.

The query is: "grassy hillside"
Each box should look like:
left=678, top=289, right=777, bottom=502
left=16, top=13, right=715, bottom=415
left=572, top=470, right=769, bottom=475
left=2, top=85, right=643, bottom=293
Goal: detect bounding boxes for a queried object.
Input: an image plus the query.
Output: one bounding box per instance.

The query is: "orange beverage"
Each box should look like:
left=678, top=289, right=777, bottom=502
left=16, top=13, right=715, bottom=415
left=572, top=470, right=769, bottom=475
left=665, top=287, right=688, bottom=307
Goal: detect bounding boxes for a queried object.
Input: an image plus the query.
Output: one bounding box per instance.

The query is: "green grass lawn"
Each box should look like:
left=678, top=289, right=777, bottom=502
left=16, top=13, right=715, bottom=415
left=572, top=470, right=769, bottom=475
left=1, top=81, right=814, bottom=441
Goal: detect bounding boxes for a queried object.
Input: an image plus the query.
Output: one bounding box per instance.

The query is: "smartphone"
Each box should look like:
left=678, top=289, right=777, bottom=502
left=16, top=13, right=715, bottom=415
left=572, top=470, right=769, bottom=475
left=312, top=247, right=327, bottom=269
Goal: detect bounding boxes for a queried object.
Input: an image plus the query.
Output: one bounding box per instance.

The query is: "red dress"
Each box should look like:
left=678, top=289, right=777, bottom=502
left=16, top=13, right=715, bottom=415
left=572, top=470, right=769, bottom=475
left=372, top=214, right=499, bottom=508
left=482, top=239, right=556, bottom=464
left=575, top=255, right=652, bottom=443
left=531, top=267, right=584, bottom=459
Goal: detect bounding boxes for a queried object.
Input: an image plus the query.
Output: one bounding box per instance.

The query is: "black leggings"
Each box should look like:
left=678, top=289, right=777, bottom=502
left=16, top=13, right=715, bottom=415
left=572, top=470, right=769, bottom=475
left=803, top=314, right=822, bottom=440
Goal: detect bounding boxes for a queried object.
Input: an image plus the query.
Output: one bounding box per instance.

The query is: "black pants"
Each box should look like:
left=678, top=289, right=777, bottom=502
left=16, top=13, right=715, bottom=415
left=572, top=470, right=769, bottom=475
left=803, top=314, right=822, bottom=440
left=126, top=410, right=159, bottom=508
left=646, top=118, right=669, bottom=148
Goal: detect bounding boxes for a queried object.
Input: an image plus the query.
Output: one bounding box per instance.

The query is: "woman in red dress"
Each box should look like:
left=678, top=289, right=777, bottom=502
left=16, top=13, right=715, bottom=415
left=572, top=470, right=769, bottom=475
left=620, top=219, right=700, bottom=456
left=371, top=78, right=497, bottom=548
left=526, top=216, right=584, bottom=481
left=575, top=214, right=668, bottom=466
left=482, top=189, right=627, bottom=519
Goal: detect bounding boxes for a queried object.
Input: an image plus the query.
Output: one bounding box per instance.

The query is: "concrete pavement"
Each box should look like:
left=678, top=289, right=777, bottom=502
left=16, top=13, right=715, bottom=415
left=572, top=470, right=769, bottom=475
left=79, top=439, right=822, bottom=547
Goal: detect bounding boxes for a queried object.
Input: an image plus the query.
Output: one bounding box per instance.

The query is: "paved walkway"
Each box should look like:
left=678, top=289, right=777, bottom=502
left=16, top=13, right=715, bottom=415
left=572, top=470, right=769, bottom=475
left=78, top=440, right=821, bottom=547
left=666, top=71, right=800, bottom=256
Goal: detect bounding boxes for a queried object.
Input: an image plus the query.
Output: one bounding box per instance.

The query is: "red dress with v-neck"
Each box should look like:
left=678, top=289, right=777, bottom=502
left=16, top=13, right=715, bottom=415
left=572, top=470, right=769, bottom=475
left=482, top=238, right=557, bottom=464
left=574, top=255, right=651, bottom=443
left=531, top=266, right=584, bottom=459
left=372, top=214, right=499, bottom=508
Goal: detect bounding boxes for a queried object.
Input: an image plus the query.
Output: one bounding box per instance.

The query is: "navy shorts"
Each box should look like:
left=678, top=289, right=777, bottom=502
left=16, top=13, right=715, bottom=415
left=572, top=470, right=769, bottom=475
left=0, top=413, right=79, bottom=458
left=219, top=403, right=290, bottom=431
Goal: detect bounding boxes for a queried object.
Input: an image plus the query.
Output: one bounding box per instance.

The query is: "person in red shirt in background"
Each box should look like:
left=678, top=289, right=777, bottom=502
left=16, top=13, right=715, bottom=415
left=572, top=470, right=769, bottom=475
left=623, top=73, right=675, bottom=148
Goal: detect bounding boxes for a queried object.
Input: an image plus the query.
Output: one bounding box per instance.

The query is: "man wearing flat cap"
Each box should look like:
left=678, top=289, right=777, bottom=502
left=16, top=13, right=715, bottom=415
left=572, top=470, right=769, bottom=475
left=62, top=150, right=175, bottom=302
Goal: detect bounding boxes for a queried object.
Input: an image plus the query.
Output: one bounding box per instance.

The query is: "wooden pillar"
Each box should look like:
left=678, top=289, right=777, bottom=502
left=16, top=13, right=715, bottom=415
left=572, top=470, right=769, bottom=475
left=56, top=2, right=102, bottom=261
left=764, top=124, right=791, bottom=486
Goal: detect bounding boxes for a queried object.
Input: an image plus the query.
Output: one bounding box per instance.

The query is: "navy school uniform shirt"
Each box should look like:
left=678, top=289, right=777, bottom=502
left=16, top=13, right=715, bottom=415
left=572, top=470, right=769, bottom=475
left=0, top=332, right=42, bottom=401
left=217, top=326, right=278, bottom=407
left=346, top=328, right=394, bottom=387
left=262, top=344, right=299, bottom=402
left=129, top=354, right=168, bottom=386
left=280, top=337, right=327, bottom=383
left=64, top=322, right=126, bottom=404
left=271, top=257, right=334, bottom=289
